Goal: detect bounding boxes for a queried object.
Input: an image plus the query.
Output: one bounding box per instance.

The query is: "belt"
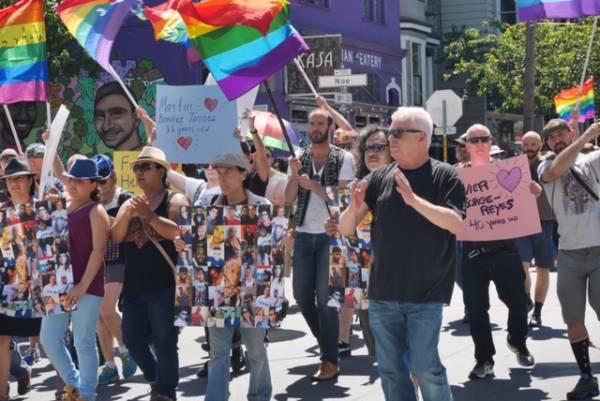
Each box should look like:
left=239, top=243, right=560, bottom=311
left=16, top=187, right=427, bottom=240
left=464, top=246, right=513, bottom=258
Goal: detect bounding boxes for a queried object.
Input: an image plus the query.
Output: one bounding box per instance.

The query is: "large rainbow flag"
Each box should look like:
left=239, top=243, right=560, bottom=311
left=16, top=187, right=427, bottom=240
left=554, top=78, right=596, bottom=123
left=518, top=0, right=600, bottom=21
left=178, top=0, right=309, bottom=100
left=144, top=0, right=200, bottom=66
left=57, top=0, right=138, bottom=73
left=0, top=0, right=48, bottom=104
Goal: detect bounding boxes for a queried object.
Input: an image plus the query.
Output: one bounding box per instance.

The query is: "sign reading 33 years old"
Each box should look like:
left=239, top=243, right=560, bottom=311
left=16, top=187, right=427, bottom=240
left=457, top=155, right=541, bottom=241
left=155, top=85, right=239, bottom=163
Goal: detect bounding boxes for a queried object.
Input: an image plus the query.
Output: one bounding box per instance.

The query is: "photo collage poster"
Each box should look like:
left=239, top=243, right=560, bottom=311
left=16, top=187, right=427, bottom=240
left=174, top=204, right=289, bottom=328
left=0, top=199, right=74, bottom=318
left=327, top=187, right=372, bottom=311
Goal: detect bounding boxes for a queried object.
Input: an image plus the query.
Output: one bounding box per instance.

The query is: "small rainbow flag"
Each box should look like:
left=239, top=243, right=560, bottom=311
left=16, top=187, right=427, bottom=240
left=178, top=0, right=309, bottom=100
left=554, top=78, right=596, bottom=123
left=245, top=111, right=300, bottom=155
left=144, top=0, right=200, bottom=66
left=57, top=0, right=138, bottom=73
left=0, top=0, right=48, bottom=104
left=518, top=0, right=600, bottom=21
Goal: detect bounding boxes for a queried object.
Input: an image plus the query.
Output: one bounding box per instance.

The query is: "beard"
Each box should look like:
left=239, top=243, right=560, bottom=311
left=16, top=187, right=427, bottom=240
left=554, top=142, right=568, bottom=154
left=525, top=150, right=539, bottom=160
left=309, top=130, right=328, bottom=144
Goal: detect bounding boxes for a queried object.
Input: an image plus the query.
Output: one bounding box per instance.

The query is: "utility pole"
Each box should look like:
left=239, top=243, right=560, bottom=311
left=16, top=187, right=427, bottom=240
left=523, top=21, right=537, bottom=132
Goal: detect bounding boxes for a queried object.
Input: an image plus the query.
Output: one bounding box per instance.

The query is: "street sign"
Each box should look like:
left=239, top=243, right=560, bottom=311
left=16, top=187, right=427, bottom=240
left=318, top=74, right=368, bottom=88
left=425, top=90, right=463, bottom=127
left=434, top=126, right=457, bottom=136
left=334, top=93, right=353, bottom=104
left=334, top=69, right=352, bottom=76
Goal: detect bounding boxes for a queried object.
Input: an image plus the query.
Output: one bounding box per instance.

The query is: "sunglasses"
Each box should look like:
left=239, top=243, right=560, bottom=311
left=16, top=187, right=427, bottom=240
left=363, top=143, right=389, bottom=153
left=133, top=163, right=157, bottom=173
left=389, top=128, right=422, bottom=139
left=338, top=143, right=354, bottom=150
left=467, top=136, right=491, bottom=145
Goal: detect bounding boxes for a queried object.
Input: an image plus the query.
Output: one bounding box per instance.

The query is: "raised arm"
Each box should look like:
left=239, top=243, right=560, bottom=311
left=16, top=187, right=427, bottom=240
left=316, top=95, right=353, bottom=131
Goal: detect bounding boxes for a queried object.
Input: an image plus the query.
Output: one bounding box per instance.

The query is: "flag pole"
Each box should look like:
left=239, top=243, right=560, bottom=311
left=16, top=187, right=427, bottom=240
left=46, top=102, right=52, bottom=129
left=575, top=16, right=598, bottom=121
left=2, top=105, right=23, bottom=155
left=293, top=58, right=319, bottom=97
left=107, top=65, right=140, bottom=109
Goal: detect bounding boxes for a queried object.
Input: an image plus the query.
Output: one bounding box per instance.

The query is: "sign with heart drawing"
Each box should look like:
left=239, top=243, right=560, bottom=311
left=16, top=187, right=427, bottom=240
left=457, top=155, right=542, bottom=241
left=155, top=85, right=239, bottom=163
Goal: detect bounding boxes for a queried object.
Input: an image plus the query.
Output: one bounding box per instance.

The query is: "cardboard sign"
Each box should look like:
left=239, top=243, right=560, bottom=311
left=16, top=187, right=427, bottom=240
left=457, top=155, right=542, bottom=241
left=155, top=85, right=239, bottom=163
left=113, top=151, right=143, bottom=196
left=174, top=204, right=290, bottom=328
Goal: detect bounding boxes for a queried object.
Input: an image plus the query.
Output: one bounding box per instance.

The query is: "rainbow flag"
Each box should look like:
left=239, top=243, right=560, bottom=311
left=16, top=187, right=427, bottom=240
left=554, top=78, right=596, bottom=123
left=245, top=111, right=300, bottom=155
left=518, top=0, right=600, bottom=21
left=57, top=0, right=138, bottom=73
left=0, top=0, right=48, bottom=104
left=144, top=0, right=200, bottom=66
left=178, top=0, right=309, bottom=100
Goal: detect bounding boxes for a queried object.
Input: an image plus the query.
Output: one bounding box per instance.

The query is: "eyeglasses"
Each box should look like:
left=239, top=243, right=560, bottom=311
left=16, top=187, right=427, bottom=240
left=133, top=163, right=157, bottom=173
left=362, top=143, right=389, bottom=153
left=389, top=128, right=422, bottom=139
left=466, top=136, right=491, bottom=145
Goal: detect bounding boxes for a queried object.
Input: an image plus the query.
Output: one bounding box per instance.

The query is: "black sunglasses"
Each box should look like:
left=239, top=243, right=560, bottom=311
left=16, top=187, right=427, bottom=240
left=466, top=136, right=491, bottom=145
left=133, top=163, right=157, bottom=173
left=389, top=128, right=422, bottom=139
left=363, top=143, right=389, bottom=153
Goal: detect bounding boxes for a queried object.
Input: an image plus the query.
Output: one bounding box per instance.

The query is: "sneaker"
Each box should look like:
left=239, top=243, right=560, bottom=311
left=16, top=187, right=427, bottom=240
left=196, top=362, right=208, bottom=378
left=23, top=347, right=40, bottom=366
left=98, top=365, right=119, bottom=385
left=507, top=339, right=535, bottom=368
left=119, top=352, right=138, bottom=379
left=529, top=314, right=542, bottom=328
left=468, top=360, right=494, bottom=379
left=567, top=376, right=599, bottom=400
left=338, top=341, right=351, bottom=357
left=17, top=367, right=32, bottom=395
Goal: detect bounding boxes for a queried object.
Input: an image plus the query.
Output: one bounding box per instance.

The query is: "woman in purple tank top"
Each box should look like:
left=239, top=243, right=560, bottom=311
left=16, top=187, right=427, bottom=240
left=40, top=159, right=110, bottom=401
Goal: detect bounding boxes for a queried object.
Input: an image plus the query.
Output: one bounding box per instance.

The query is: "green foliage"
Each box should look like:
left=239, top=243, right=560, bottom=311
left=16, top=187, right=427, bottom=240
left=441, top=19, right=600, bottom=117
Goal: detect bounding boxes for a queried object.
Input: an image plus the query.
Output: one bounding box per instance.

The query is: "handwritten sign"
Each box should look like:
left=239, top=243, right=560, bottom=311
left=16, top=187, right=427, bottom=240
left=155, top=85, right=239, bottom=163
left=113, top=151, right=143, bottom=196
left=457, top=155, right=541, bottom=241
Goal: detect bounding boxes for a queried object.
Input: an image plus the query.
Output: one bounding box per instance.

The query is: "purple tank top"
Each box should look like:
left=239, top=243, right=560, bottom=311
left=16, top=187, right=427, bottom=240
left=68, top=202, right=105, bottom=297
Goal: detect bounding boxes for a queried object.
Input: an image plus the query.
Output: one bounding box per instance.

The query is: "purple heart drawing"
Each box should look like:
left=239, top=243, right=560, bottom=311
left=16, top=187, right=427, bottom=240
left=496, top=167, right=522, bottom=193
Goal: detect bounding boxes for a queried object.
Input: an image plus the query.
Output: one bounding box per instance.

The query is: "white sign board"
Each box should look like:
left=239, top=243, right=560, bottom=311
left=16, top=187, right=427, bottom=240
left=334, top=69, right=352, bottom=76
left=434, top=126, right=457, bottom=136
left=426, top=90, right=463, bottom=127
left=319, top=74, right=368, bottom=88
left=334, top=93, right=353, bottom=104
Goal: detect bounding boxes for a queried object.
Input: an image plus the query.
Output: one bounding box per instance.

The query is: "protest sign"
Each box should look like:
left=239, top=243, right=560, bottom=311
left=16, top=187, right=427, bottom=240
left=457, top=155, right=542, bottom=241
left=205, top=73, right=259, bottom=134
left=155, top=85, right=239, bottom=164
left=326, top=187, right=370, bottom=311
left=113, top=151, right=143, bottom=196
left=174, top=205, right=289, bottom=328
left=0, top=199, right=75, bottom=318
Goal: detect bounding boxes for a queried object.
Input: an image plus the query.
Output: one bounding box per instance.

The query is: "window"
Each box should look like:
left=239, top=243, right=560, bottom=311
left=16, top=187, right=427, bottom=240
left=304, top=0, right=330, bottom=7
left=387, top=88, right=400, bottom=107
left=500, top=0, right=517, bottom=24
left=363, top=0, right=385, bottom=23
left=411, top=43, right=423, bottom=106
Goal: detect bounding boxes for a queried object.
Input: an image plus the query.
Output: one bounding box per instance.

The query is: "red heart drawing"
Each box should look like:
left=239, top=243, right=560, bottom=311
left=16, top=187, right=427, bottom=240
left=177, top=136, right=193, bottom=150
left=204, top=98, right=218, bottom=112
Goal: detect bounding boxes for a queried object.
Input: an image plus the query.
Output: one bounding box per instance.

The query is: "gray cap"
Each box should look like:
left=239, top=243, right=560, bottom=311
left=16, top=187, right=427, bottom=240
left=0, top=148, right=18, bottom=160
left=211, top=153, right=250, bottom=172
left=25, top=143, right=45, bottom=158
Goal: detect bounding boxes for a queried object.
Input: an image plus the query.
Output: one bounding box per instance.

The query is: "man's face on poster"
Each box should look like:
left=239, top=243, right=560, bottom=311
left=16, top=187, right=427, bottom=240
left=1, top=102, right=37, bottom=145
left=94, top=94, right=140, bottom=150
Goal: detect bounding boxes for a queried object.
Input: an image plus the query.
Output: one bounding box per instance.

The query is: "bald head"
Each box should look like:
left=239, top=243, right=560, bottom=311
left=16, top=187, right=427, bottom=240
left=521, top=131, right=543, bottom=160
left=522, top=131, right=542, bottom=144
left=466, top=124, right=491, bottom=139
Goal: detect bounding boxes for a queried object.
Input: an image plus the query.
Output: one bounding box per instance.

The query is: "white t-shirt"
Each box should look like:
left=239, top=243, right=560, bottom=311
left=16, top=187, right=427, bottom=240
left=43, top=283, right=59, bottom=298
left=539, top=150, right=600, bottom=250
left=288, top=148, right=355, bottom=234
left=184, top=176, right=222, bottom=207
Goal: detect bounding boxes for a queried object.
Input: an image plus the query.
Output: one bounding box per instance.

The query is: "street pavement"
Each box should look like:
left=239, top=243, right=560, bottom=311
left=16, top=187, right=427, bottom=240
left=12, top=268, right=600, bottom=401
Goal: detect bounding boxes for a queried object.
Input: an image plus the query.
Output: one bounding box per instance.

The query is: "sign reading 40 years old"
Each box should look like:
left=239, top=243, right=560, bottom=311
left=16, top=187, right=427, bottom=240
left=457, top=155, right=541, bottom=241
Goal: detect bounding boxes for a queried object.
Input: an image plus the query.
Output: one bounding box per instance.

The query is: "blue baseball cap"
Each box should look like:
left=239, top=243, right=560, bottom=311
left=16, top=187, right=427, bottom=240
left=92, top=154, right=114, bottom=180
left=62, top=159, right=102, bottom=181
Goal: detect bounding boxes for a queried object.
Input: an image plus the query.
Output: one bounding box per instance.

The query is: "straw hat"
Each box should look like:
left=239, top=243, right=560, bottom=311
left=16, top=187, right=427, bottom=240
left=132, top=146, right=170, bottom=171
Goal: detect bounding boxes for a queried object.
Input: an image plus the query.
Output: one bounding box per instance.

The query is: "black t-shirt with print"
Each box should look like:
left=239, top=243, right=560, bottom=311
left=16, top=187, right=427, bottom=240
left=364, top=158, right=466, bottom=304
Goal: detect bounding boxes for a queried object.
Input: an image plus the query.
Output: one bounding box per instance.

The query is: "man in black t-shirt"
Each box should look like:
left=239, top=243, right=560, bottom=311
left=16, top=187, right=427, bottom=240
left=338, top=107, right=464, bottom=401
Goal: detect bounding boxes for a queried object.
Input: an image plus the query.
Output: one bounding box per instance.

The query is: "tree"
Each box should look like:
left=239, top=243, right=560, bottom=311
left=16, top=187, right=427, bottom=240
left=441, top=19, right=599, bottom=118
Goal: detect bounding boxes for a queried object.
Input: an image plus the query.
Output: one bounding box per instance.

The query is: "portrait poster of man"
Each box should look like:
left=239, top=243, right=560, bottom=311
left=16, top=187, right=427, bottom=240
left=174, top=205, right=288, bottom=329
left=0, top=199, right=74, bottom=318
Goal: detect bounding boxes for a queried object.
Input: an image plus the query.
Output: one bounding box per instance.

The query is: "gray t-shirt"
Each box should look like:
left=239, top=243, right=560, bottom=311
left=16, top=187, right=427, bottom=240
left=539, top=150, right=600, bottom=250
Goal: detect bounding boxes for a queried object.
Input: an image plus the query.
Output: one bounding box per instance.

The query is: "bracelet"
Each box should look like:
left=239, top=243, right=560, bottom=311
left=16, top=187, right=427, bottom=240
left=250, top=129, right=258, bottom=135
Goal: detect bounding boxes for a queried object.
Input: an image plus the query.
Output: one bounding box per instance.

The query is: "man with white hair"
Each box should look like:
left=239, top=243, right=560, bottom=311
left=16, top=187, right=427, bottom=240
left=460, top=124, right=536, bottom=381
left=514, top=131, right=555, bottom=328
left=338, top=107, right=465, bottom=401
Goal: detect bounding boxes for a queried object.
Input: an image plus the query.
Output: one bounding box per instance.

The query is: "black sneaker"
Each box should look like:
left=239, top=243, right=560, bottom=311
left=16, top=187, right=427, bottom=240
left=529, top=314, right=542, bottom=328
left=507, top=339, right=535, bottom=368
left=338, top=341, right=351, bottom=357
left=196, top=362, right=208, bottom=378
left=567, top=376, right=599, bottom=400
left=468, top=360, right=494, bottom=379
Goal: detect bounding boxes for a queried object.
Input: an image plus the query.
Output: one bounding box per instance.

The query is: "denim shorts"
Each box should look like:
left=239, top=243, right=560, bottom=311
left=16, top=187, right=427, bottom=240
left=514, top=220, right=556, bottom=268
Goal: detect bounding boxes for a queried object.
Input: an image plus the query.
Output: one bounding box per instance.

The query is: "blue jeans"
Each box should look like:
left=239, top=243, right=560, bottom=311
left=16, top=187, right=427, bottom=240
left=370, top=300, right=453, bottom=401
left=40, top=294, right=103, bottom=401
left=122, top=287, right=179, bottom=400
left=292, top=232, right=339, bottom=363
left=9, top=341, right=28, bottom=380
left=206, top=328, right=271, bottom=401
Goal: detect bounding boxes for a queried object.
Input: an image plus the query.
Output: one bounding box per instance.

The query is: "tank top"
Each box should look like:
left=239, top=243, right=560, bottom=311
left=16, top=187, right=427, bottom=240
left=123, top=192, right=177, bottom=295
left=68, top=202, right=105, bottom=297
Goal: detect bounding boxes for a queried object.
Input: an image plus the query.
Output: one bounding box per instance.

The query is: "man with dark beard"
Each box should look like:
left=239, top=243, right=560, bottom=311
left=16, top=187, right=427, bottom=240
left=539, top=119, right=600, bottom=400
left=514, top=131, right=555, bottom=328
left=0, top=102, right=37, bottom=151
left=285, top=106, right=355, bottom=381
